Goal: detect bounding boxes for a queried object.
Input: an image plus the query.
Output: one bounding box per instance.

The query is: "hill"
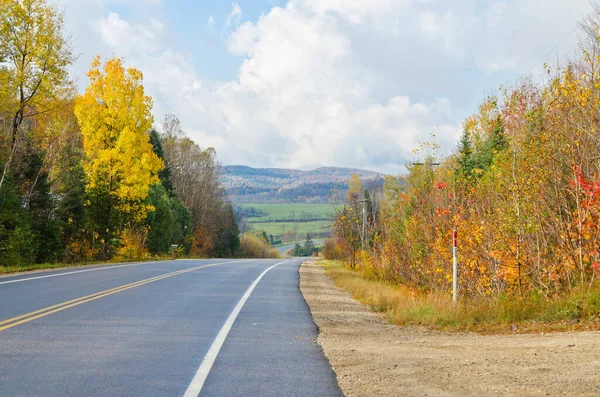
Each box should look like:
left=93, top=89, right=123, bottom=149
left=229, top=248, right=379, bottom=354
left=222, top=165, right=385, bottom=203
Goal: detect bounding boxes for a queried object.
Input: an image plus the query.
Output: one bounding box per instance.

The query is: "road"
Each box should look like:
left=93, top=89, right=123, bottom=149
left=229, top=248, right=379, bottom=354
left=0, top=259, right=342, bottom=396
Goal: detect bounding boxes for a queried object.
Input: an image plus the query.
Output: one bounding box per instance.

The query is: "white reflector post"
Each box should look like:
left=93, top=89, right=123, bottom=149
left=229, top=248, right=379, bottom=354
left=452, top=227, right=457, bottom=305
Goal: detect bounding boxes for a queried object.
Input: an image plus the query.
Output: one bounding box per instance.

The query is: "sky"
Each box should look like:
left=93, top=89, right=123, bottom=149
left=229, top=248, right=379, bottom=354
left=53, top=0, right=593, bottom=174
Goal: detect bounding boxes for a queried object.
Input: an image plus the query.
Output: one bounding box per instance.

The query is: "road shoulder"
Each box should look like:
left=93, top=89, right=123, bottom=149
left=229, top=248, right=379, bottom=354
left=299, top=260, right=600, bottom=396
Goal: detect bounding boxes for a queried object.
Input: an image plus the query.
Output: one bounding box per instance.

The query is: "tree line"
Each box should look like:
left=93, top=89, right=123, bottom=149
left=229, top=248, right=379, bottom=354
left=0, top=0, right=240, bottom=266
left=329, top=9, right=600, bottom=299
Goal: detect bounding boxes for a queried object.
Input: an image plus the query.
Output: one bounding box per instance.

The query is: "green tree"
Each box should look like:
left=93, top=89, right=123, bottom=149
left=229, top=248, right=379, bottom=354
left=53, top=141, right=87, bottom=262
left=293, top=243, right=303, bottom=256
left=303, top=233, right=315, bottom=256
left=146, top=183, right=174, bottom=254
left=213, top=203, right=240, bottom=257
left=456, top=129, right=475, bottom=180
left=149, top=128, right=174, bottom=193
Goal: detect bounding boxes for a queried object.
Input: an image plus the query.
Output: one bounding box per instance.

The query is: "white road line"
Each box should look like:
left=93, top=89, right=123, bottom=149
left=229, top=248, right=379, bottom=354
left=0, top=259, right=248, bottom=286
left=183, top=259, right=292, bottom=397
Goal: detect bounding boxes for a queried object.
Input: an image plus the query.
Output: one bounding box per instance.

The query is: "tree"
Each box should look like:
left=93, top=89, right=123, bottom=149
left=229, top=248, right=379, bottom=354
left=146, top=183, right=174, bottom=254
left=149, top=128, right=173, bottom=193
left=213, top=203, right=240, bottom=257
left=293, top=243, right=303, bottom=256
left=456, top=129, right=475, bottom=180
left=0, top=0, right=74, bottom=191
left=333, top=206, right=361, bottom=268
left=303, top=233, right=315, bottom=256
left=74, top=56, right=163, bottom=257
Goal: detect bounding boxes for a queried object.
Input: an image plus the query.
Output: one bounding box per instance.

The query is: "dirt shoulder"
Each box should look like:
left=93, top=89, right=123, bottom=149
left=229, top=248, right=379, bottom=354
left=299, top=260, right=600, bottom=396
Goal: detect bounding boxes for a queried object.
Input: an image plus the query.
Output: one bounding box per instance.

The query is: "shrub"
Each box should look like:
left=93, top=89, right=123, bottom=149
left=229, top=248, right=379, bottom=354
left=239, top=233, right=281, bottom=259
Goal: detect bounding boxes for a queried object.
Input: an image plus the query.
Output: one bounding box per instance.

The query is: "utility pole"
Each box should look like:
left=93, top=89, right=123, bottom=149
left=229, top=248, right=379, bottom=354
left=358, top=199, right=368, bottom=251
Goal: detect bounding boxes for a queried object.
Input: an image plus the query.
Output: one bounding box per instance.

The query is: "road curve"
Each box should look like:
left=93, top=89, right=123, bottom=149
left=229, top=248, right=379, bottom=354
left=0, top=259, right=341, bottom=396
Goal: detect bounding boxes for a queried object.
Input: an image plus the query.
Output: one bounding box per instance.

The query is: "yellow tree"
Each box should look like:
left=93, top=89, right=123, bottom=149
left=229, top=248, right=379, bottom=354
left=74, top=57, right=163, bottom=257
left=0, top=0, right=74, bottom=191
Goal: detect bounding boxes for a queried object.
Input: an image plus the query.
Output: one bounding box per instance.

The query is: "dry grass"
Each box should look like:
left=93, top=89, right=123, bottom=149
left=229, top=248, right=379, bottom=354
left=239, top=233, right=281, bottom=259
left=321, top=260, right=600, bottom=334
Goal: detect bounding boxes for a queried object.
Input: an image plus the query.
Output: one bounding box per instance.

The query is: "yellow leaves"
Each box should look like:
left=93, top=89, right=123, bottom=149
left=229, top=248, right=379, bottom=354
left=74, top=56, right=163, bottom=220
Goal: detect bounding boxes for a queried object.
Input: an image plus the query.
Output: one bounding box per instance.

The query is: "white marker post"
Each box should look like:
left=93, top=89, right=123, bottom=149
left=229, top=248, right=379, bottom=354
left=452, top=227, right=458, bottom=305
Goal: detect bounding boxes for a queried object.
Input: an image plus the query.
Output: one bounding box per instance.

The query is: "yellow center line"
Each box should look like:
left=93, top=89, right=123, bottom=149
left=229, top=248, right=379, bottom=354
left=0, top=261, right=232, bottom=332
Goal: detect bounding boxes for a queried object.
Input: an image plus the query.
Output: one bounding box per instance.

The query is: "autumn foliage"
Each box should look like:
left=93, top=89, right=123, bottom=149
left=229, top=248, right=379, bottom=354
left=0, top=0, right=242, bottom=266
left=332, top=15, right=600, bottom=300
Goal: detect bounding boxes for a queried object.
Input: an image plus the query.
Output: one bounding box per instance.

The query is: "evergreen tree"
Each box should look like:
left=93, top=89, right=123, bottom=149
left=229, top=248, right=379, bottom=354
left=149, top=128, right=174, bottom=193
left=303, top=233, right=315, bottom=256
left=456, top=129, right=475, bottom=180
left=293, top=243, right=303, bottom=256
left=146, top=183, right=174, bottom=254
left=477, top=116, right=507, bottom=172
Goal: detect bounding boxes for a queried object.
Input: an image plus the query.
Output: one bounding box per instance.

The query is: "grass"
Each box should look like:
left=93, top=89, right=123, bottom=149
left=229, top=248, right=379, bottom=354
left=249, top=221, right=331, bottom=237
left=241, top=203, right=334, bottom=239
left=241, top=203, right=334, bottom=222
left=320, top=260, right=600, bottom=334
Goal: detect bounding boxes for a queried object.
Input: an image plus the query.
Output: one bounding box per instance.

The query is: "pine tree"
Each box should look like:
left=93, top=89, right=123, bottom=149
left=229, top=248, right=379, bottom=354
left=303, top=233, right=315, bottom=256
left=456, top=129, right=475, bottom=180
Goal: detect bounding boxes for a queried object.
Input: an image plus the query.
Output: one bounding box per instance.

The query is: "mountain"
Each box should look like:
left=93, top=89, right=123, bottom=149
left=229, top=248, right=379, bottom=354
left=222, top=165, right=385, bottom=203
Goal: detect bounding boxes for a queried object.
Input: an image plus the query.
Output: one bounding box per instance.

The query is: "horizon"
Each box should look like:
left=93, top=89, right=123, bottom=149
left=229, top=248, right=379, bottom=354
left=222, top=164, right=386, bottom=175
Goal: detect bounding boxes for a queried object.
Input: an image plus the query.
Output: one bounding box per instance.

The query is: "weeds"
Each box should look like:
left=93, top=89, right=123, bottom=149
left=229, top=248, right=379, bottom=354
left=321, top=260, right=600, bottom=333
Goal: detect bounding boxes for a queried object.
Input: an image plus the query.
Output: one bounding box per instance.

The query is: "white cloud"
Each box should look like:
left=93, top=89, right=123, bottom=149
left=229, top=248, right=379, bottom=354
left=97, top=13, right=164, bottom=56
left=57, top=0, right=593, bottom=173
left=225, top=2, right=243, bottom=28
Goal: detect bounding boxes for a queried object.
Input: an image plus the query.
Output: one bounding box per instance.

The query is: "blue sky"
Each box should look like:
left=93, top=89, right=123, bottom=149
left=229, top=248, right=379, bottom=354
left=57, top=0, right=592, bottom=173
left=161, top=1, right=287, bottom=80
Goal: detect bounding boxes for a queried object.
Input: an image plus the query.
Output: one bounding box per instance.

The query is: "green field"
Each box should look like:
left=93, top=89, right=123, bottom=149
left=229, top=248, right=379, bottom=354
left=241, top=203, right=334, bottom=222
left=247, top=221, right=331, bottom=237
left=239, top=203, right=334, bottom=238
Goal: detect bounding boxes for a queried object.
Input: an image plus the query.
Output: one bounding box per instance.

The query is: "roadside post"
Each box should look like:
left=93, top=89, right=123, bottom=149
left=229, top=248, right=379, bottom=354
left=452, top=227, right=457, bottom=305
left=171, top=244, right=178, bottom=259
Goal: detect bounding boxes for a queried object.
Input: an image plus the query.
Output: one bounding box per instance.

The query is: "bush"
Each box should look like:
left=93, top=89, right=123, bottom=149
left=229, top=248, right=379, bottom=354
left=239, top=233, right=280, bottom=259
left=322, top=238, right=344, bottom=260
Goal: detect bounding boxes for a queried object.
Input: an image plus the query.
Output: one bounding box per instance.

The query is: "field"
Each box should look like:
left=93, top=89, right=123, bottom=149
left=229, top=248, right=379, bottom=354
left=241, top=203, right=334, bottom=222
left=239, top=203, right=334, bottom=239
left=247, top=221, right=331, bottom=237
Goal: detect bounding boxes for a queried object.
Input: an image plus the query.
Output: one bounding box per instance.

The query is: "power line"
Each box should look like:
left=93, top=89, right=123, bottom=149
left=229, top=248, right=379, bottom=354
left=522, top=9, right=596, bottom=79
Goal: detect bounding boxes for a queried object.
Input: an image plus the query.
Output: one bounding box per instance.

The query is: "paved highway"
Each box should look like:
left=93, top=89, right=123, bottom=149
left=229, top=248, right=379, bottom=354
left=0, top=259, right=342, bottom=396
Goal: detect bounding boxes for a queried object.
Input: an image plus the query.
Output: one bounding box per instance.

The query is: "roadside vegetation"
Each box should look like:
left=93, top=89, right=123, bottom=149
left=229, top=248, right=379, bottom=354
left=0, top=0, right=276, bottom=273
left=322, top=260, right=600, bottom=333
left=327, top=10, right=600, bottom=331
left=239, top=233, right=280, bottom=259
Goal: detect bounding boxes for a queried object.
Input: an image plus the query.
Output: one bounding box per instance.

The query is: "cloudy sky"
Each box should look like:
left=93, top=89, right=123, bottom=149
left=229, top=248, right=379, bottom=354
left=54, top=0, right=592, bottom=173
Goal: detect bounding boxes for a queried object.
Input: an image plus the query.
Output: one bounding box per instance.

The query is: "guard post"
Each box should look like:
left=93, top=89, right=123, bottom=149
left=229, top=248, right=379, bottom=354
left=452, top=227, right=457, bottom=305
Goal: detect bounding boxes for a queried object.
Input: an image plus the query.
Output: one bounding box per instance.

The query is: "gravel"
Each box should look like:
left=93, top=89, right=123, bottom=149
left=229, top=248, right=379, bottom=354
left=299, top=261, right=600, bottom=396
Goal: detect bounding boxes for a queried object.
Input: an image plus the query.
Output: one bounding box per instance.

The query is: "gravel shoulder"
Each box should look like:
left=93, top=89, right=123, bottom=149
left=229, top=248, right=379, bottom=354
left=299, top=260, right=600, bottom=396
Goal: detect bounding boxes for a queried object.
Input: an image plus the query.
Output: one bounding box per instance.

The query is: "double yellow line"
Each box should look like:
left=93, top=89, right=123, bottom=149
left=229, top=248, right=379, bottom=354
left=0, top=262, right=228, bottom=332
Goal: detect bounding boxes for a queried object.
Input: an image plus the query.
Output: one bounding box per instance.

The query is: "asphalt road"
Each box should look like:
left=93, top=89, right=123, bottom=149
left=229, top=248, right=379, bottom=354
left=0, top=259, right=342, bottom=396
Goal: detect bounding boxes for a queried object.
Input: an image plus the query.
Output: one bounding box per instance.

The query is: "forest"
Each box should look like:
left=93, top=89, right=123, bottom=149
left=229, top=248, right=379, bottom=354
left=0, top=0, right=249, bottom=268
left=330, top=12, right=600, bottom=306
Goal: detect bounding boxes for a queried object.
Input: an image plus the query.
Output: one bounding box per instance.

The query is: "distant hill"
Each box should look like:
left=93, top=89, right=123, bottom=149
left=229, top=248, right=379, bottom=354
left=222, top=165, right=385, bottom=203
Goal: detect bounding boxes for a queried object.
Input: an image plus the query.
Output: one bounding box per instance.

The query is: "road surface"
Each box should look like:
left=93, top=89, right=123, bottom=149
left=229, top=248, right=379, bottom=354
left=0, top=259, right=341, bottom=396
